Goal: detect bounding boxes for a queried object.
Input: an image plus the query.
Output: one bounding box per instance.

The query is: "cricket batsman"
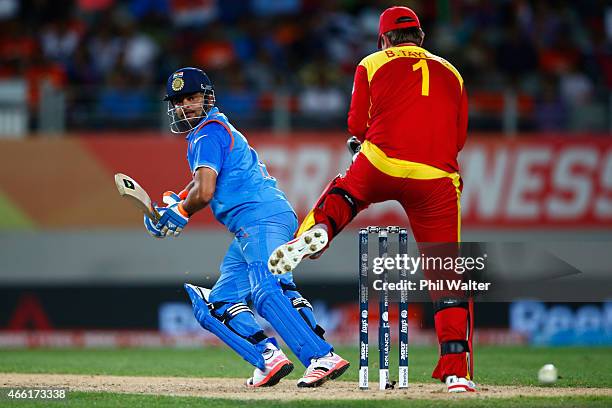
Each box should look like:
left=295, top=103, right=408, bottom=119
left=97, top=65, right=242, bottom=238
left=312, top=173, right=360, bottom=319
left=144, top=67, right=349, bottom=388
left=268, top=6, right=475, bottom=392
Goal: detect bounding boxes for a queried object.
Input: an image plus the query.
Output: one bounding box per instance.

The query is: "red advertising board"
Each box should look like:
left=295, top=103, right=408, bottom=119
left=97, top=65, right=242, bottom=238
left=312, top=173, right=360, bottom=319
left=251, top=135, right=612, bottom=229
left=2, top=133, right=610, bottom=229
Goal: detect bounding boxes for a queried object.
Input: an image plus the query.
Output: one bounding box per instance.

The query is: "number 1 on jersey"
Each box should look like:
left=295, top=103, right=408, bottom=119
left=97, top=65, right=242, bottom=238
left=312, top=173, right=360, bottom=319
left=412, top=59, right=429, bottom=96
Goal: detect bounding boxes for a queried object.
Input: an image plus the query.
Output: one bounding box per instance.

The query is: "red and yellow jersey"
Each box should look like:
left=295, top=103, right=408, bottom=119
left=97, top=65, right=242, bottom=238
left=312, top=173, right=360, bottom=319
left=348, top=45, right=467, bottom=173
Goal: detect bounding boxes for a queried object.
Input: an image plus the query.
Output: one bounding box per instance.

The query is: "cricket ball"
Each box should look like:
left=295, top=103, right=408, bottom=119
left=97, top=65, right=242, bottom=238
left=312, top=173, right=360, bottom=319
left=538, top=363, right=558, bottom=384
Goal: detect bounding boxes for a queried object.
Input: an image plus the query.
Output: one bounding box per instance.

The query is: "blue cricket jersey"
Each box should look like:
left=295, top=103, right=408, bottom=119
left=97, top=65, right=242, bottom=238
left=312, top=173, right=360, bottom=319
left=185, top=107, right=295, bottom=233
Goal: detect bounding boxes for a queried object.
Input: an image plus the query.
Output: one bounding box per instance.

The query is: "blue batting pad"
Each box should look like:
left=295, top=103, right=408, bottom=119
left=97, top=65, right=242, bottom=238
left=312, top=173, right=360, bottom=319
left=248, top=262, right=332, bottom=367
left=283, top=288, right=318, bottom=330
left=184, top=283, right=266, bottom=370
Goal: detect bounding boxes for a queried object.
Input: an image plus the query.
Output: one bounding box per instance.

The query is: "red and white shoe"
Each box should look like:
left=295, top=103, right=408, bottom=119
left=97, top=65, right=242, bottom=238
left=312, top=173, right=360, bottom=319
left=297, top=352, right=350, bottom=388
left=446, top=375, right=477, bottom=392
left=268, top=228, right=328, bottom=275
left=246, top=345, right=294, bottom=388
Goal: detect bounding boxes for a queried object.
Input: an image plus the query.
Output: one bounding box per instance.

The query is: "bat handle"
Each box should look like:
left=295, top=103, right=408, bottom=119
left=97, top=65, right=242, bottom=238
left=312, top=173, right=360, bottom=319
left=151, top=206, right=161, bottom=222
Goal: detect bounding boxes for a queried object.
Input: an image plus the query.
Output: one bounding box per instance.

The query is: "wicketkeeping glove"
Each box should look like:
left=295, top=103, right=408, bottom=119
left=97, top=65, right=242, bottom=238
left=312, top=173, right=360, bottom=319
left=346, top=136, right=361, bottom=162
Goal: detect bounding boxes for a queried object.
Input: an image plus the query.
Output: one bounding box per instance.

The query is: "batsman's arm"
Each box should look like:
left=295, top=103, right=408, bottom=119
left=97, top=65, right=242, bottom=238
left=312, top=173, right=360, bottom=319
left=179, top=180, right=195, bottom=199
left=181, top=167, right=217, bottom=215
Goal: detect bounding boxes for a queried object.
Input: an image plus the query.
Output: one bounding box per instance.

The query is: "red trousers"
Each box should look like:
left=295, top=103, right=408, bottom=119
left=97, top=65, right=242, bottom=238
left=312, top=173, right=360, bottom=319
left=299, top=149, right=473, bottom=381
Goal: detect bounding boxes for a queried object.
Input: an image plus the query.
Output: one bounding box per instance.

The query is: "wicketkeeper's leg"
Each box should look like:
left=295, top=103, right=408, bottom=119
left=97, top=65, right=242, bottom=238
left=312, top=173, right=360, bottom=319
left=402, top=175, right=474, bottom=382
left=268, top=165, right=371, bottom=275
left=296, top=173, right=368, bottom=242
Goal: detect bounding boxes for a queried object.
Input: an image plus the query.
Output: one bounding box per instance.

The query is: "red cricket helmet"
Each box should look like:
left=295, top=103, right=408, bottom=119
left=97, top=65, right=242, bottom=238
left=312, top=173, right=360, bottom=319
left=377, top=6, right=421, bottom=49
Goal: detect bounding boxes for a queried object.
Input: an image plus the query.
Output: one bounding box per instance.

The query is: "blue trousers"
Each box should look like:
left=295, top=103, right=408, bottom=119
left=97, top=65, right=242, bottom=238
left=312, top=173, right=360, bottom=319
left=208, top=211, right=332, bottom=366
left=210, top=212, right=299, bottom=303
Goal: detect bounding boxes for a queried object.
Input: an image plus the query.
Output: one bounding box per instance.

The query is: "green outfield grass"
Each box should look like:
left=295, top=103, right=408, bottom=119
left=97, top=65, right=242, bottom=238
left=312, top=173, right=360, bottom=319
left=1, top=346, right=611, bottom=388
left=1, top=346, right=611, bottom=407
left=2, top=393, right=612, bottom=408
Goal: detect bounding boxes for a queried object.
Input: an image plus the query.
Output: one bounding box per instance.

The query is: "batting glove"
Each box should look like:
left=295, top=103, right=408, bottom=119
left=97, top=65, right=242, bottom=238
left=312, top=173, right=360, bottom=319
left=162, top=191, right=182, bottom=206
left=143, top=206, right=167, bottom=238
left=156, top=193, right=189, bottom=237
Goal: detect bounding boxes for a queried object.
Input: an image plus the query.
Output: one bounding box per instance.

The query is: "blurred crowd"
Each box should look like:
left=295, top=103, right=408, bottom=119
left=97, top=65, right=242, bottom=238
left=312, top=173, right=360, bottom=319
left=0, top=0, right=611, bottom=132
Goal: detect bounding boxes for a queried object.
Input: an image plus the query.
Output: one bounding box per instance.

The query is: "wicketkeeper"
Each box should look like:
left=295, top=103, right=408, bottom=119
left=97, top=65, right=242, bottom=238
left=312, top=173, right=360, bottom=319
left=269, top=6, right=475, bottom=392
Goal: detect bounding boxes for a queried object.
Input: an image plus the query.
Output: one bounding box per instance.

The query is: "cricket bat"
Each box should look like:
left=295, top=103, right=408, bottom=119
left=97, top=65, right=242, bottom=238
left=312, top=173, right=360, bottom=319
left=114, top=173, right=160, bottom=222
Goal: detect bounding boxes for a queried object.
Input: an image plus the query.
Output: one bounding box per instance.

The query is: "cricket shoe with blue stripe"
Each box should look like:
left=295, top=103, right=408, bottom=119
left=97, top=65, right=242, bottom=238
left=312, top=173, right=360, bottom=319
left=246, top=343, right=294, bottom=388
left=268, top=228, right=328, bottom=275
left=297, top=352, right=350, bottom=388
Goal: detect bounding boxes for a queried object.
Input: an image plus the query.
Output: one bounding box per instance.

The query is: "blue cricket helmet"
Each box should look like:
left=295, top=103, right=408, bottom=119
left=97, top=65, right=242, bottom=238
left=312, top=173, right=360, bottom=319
left=164, top=67, right=216, bottom=133
left=163, top=67, right=214, bottom=102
